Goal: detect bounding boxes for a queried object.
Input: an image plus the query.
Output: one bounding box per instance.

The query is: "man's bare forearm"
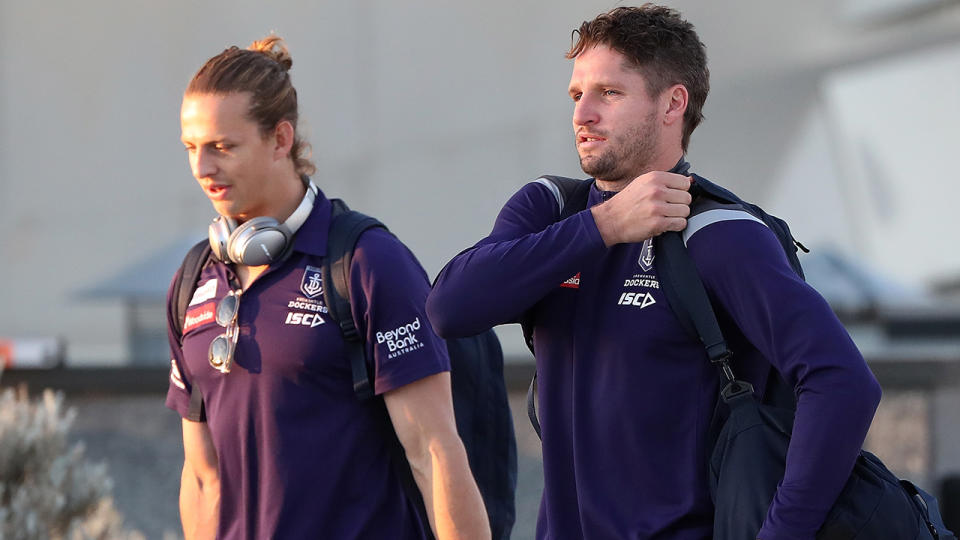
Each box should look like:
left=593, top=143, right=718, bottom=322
left=180, top=461, right=220, bottom=540
left=408, top=435, right=489, bottom=540
left=385, top=373, right=490, bottom=540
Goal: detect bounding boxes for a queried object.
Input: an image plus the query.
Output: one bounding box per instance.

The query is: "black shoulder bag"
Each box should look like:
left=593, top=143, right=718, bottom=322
left=658, top=228, right=955, bottom=539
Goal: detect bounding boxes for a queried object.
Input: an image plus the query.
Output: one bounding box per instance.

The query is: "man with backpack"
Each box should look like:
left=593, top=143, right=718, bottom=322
left=427, top=5, right=882, bottom=539
left=165, top=35, right=491, bottom=539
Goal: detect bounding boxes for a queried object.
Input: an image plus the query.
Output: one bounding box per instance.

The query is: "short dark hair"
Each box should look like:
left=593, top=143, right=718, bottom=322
left=567, top=4, right=709, bottom=151
left=186, top=35, right=314, bottom=176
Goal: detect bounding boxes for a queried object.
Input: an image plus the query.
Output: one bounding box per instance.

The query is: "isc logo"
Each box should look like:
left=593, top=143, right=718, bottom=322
left=284, top=312, right=326, bottom=328
left=617, top=291, right=656, bottom=309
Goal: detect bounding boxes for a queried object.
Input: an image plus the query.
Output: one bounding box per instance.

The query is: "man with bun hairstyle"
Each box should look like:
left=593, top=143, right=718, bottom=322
left=166, top=35, right=488, bottom=540
left=428, top=5, right=880, bottom=539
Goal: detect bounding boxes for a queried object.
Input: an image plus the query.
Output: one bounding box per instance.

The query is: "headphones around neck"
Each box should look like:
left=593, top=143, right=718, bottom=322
left=208, top=179, right=318, bottom=266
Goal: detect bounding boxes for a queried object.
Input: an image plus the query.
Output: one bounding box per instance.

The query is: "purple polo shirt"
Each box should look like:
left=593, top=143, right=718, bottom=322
left=427, top=177, right=880, bottom=540
left=166, top=188, right=449, bottom=540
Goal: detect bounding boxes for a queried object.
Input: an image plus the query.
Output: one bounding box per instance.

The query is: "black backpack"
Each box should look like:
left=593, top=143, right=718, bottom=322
left=522, top=169, right=813, bottom=432
left=171, top=199, right=517, bottom=540
left=528, top=170, right=955, bottom=540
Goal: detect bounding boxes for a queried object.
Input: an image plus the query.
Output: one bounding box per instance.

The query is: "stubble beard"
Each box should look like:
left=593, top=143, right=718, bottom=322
left=578, top=113, right=660, bottom=185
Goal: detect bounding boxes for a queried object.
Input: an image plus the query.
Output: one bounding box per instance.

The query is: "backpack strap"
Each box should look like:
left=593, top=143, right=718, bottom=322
left=690, top=173, right=807, bottom=279
left=526, top=376, right=542, bottom=440
left=901, top=480, right=958, bottom=538
left=606, top=161, right=740, bottom=377
left=660, top=173, right=800, bottom=407
left=321, top=198, right=389, bottom=400
left=655, top=231, right=738, bottom=385
left=524, top=176, right=595, bottom=441
left=534, top=176, right=594, bottom=221
left=172, top=240, right=212, bottom=340
left=171, top=239, right=212, bottom=421
left=321, top=199, right=437, bottom=537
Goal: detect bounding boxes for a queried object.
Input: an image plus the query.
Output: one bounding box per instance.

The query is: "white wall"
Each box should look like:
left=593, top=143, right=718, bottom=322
left=1, top=1, right=959, bottom=363
left=0, top=1, right=582, bottom=363
left=822, top=43, right=960, bottom=285
left=764, top=41, right=960, bottom=290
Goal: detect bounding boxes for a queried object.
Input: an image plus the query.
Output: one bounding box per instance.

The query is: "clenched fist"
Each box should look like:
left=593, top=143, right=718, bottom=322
left=591, top=171, right=692, bottom=247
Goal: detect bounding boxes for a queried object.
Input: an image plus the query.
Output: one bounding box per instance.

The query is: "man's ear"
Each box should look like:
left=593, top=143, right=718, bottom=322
left=272, top=120, right=296, bottom=160
left=663, top=84, right=688, bottom=127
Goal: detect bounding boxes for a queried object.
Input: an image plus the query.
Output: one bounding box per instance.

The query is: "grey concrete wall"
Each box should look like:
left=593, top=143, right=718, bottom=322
left=1, top=1, right=959, bottom=364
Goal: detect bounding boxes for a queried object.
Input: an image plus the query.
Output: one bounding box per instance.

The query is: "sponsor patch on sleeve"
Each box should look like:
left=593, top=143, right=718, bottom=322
left=184, top=303, right=216, bottom=333
left=376, top=317, right=426, bottom=359
left=189, top=279, right=218, bottom=306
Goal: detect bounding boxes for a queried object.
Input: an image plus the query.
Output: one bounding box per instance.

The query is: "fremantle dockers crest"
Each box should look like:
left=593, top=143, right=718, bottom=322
left=638, top=238, right=655, bottom=271
left=300, top=266, right=324, bottom=298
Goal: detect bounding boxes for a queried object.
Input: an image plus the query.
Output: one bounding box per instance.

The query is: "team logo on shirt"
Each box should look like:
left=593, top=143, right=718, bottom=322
left=616, top=291, right=656, bottom=309
left=560, top=273, right=581, bottom=289
left=623, top=275, right=660, bottom=290
left=284, top=312, right=326, bottom=327
left=300, top=266, right=324, bottom=298
left=638, top=238, right=655, bottom=271
left=285, top=289, right=329, bottom=327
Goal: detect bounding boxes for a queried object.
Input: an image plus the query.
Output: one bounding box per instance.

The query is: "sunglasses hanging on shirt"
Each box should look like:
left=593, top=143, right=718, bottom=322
left=208, top=288, right=242, bottom=374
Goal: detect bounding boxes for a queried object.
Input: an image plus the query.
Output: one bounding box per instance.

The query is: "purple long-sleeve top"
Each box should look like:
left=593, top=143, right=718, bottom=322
left=427, top=178, right=881, bottom=540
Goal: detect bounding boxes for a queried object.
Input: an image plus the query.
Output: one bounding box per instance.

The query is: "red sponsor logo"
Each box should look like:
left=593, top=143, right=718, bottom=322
left=184, top=303, right=216, bottom=333
left=560, top=272, right=581, bottom=289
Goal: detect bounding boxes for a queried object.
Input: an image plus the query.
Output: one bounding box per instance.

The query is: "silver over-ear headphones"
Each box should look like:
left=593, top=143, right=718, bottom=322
left=208, top=180, right=318, bottom=266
